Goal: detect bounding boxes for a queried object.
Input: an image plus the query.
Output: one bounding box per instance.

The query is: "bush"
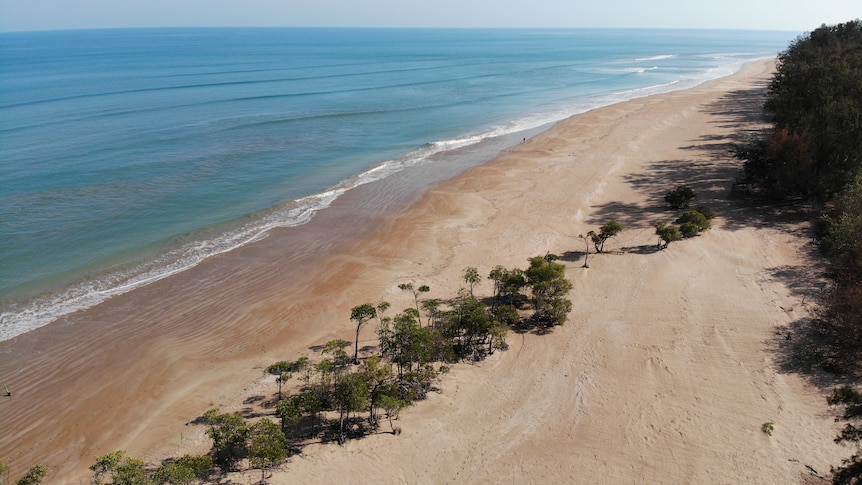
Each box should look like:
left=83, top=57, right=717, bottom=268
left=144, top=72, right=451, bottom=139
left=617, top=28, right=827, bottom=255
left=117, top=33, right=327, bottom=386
left=665, top=185, right=696, bottom=209
left=675, top=207, right=713, bottom=237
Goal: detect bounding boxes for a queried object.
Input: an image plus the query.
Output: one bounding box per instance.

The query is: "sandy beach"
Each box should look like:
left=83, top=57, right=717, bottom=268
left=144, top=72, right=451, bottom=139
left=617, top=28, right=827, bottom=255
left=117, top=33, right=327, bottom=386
left=0, top=59, right=848, bottom=483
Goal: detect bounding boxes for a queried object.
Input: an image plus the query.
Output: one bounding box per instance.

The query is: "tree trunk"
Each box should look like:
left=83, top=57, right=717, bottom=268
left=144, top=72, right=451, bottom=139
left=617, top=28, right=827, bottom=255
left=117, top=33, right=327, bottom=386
left=354, top=323, right=362, bottom=364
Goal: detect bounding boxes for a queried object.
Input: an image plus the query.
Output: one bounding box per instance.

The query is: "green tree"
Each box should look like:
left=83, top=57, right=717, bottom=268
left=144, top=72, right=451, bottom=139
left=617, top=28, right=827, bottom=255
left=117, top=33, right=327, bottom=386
left=378, top=310, right=434, bottom=378
left=276, top=396, right=303, bottom=430
left=267, top=360, right=294, bottom=400
left=247, top=418, right=288, bottom=485
left=524, top=254, right=573, bottom=326
left=321, top=339, right=352, bottom=367
left=736, top=21, right=862, bottom=198
left=675, top=207, right=713, bottom=238
left=0, top=460, right=9, bottom=485
left=376, top=301, right=391, bottom=325
left=655, top=222, right=681, bottom=249
left=15, top=465, right=47, bottom=485
left=90, top=450, right=148, bottom=485
left=589, top=221, right=624, bottom=253
left=202, top=409, right=249, bottom=468
left=152, top=455, right=212, bottom=485
left=399, top=283, right=430, bottom=326
left=360, top=355, right=398, bottom=425
left=378, top=394, right=407, bottom=434
left=463, top=267, right=481, bottom=296
left=350, top=303, right=377, bottom=364
left=334, top=372, right=369, bottom=443
left=664, top=185, right=696, bottom=209
left=488, top=266, right=527, bottom=308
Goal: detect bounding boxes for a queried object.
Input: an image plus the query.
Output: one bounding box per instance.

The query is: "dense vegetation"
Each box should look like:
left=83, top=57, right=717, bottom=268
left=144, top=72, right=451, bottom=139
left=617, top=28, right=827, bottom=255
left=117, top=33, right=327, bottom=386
left=734, top=20, right=862, bottom=484
left=71, top=255, right=573, bottom=483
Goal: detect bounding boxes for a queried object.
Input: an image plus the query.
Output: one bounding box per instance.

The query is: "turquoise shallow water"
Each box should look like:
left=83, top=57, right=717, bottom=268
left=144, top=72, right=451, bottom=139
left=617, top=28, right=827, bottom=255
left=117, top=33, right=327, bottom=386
left=0, top=28, right=796, bottom=340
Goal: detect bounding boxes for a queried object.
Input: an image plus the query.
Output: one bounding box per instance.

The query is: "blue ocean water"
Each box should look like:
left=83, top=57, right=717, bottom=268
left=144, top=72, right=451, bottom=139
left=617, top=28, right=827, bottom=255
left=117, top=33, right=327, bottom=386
left=0, top=28, right=795, bottom=341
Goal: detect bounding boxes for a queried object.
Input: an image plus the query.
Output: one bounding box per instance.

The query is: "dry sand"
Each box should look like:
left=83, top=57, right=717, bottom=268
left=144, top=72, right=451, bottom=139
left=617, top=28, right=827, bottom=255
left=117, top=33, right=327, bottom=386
left=0, top=59, right=848, bottom=484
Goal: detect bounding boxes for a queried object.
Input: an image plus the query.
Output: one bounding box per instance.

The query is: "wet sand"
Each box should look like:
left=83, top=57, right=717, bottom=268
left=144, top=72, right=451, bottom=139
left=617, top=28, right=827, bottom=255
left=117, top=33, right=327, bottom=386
left=0, top=59, right=847, bottom=484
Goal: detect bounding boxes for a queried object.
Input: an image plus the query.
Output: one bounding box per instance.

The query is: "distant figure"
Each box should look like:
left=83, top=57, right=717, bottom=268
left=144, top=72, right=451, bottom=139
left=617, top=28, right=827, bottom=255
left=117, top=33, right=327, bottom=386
left=3, top=385, right=10, bottom=397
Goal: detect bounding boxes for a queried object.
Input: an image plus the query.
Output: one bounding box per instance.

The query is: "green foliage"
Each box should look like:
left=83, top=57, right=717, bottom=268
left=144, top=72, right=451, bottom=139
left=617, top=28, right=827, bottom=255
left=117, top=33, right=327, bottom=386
left=350, top=303, right=378, bottom=364
left=152, top=463, right=194, bottom=485
left=90, top=450, right=148, bottom=485
left=675, top=207, right=713, bottom=238
left=15, top=465, right=47, bottom=485
left=321, top=339, right=352, bottom=367
left=463, top=267, right=481, bottom=295
left=524, top=254, right=573, bottom=326
left=247, top=418, right=288, bottom=473
left=378, top=311, right=435, bottom=377
left=664, top=185, right=696, bottom=209
left=588, top=221, right=624, bottom=253
left=277, top=396, right=303, bottom=428
left=655, top=222, right=681, bottom=249
left=202, top=409, right=249, bottom=467
left=488, top=266, right=527, bottom=307
left=739, top=20, right=862, bottom=198
left=377, top=394, right=407, bottom=433
left=761, top=421, right=775, bottom=436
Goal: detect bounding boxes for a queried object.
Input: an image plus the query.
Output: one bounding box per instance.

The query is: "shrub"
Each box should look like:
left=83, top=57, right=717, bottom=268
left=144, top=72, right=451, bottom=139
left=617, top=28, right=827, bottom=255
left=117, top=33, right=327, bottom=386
left=665, top=185, right=696, bottom=209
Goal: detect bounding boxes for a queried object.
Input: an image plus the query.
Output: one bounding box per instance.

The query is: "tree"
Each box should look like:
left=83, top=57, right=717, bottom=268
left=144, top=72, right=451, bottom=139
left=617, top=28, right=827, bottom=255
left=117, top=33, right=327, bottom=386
left=524, top=254, right=573, bottom=326
left=334, top=372, right=369, bottom=443
left=376, top=301, right=391, bottom=325
left=378, top=394, right=407, bottom=434
left=350, top=303, right=377, bottom=364
left=276, top=396, right=303, bottom=430
left=488, top=266, right=527, bottom=308
left=675, top=207, right=713, bottom=238
left=90, top=451, right=147, bottom=485
left=202, top=409, right=249, bottom=468
left=266, top=361, right=294, bottom=400
left=399, top=283, right=430, bottom=326
left=360, top=355, right=398, bottom=425
left=378, top=310, right=434, bottom=379
left=152, top=463, right=194, bottom=485
left=0, top=460, right=8, bottom=485
left=15, top=466, right=47, bottom=485
left=655, top=222, right=681, bottom=249
left=752, top=21, right=862, bottom=198
left=321, top=339, right=352, bottom=367
left=589, top=221, right=624, bottom=253
left=463, top=267, right=481, bottom=296
left=664, top=185, right=696, bottom=209
left=152, top=455, right=212, bottom=485
left=247, top=418, right=288, bottom=485
left=828, top=385, right=862, bottom=484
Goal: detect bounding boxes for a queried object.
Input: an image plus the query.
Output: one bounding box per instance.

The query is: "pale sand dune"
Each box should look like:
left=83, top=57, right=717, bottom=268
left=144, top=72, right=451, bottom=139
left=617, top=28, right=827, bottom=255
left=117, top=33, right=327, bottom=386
left=0, top=59, right=847, bottom=484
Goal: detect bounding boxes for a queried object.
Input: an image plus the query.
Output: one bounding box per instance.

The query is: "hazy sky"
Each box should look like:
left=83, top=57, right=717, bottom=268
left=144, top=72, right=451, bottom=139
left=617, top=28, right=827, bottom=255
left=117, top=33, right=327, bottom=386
left=0, top=0, right=858, bottom=32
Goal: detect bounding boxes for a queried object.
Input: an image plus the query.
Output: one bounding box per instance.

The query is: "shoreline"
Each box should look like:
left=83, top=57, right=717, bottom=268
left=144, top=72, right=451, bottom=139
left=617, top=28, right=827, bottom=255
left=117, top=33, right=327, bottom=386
left=0, top=57, right=760, bottom=344
left=0, top=58, right=847, bottom=483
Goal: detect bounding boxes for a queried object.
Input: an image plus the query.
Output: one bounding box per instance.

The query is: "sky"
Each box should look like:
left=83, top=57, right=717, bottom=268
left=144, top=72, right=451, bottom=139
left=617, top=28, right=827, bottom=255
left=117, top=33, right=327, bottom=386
left=0, top=0, right=858, bottom=32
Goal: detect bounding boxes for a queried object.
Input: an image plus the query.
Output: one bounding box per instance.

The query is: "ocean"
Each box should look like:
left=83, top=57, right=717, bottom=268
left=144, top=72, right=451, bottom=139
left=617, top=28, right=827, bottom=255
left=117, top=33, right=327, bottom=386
left=0, top=28, right=796, bottom=341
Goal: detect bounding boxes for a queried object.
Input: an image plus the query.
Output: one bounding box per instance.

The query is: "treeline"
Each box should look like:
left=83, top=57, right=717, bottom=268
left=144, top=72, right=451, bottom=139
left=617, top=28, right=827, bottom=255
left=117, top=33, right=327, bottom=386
left=736, top=20, right=862, bottom=374
left=734, top=20, right=862, bottom=484
left=73, top=255, right=573, bottom=484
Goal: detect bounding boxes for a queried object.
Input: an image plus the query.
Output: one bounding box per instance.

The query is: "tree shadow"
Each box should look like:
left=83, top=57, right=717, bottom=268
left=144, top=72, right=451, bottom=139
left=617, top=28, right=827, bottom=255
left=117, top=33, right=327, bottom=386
left=621, top=244, right=659, bottom=255
left=586, top=201, right=666, bottom=230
